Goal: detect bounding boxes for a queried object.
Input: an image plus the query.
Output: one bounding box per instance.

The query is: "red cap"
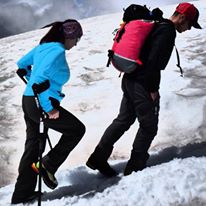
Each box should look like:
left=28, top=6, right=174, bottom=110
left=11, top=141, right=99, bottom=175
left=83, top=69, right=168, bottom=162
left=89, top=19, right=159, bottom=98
left=175, top=2, right=201, bottom=29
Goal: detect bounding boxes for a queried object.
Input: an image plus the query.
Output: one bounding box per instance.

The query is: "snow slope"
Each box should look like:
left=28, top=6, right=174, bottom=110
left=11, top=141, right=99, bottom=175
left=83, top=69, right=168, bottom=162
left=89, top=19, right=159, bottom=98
left=0, top=0, right=206, bottom=205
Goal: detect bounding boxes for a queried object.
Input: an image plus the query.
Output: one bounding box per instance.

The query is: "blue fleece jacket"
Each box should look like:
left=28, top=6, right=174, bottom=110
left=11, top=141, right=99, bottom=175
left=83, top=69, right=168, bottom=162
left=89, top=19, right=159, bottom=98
left=17, top=42, right=70, bottom=112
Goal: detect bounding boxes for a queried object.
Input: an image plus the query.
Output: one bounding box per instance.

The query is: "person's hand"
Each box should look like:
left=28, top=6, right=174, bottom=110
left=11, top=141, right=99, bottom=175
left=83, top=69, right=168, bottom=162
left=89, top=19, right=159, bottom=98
left=47, top=109, right=59, bottom=119
left=150, top=91, right=159, bottom=102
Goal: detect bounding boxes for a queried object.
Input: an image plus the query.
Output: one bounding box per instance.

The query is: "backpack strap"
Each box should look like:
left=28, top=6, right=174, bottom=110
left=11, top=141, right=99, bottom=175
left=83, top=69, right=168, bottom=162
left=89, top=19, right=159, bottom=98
left=174, top=45, right=184, bottom=77
left=159, top=21, right=184, bottom=77
left=106, top=49, right=114, bottom=67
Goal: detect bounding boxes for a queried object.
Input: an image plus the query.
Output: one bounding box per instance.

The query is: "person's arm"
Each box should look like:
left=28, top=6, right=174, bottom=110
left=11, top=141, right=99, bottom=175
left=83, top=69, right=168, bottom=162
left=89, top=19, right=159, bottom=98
left=17, top=47, right=37, bottom=80
left=144, top=23, right=176, bottom=93
left=33, top=48, right=65, bottom=113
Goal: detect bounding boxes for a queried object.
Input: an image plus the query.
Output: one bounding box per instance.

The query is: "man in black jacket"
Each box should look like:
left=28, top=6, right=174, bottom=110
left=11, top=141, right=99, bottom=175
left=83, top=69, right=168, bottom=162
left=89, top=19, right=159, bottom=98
left=86, top=3, right=202, bottom=176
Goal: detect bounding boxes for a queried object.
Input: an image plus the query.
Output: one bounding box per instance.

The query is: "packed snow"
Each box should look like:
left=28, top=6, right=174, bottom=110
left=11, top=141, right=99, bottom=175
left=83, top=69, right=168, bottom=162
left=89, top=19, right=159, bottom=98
left=0, top=0, right=206, bottom=205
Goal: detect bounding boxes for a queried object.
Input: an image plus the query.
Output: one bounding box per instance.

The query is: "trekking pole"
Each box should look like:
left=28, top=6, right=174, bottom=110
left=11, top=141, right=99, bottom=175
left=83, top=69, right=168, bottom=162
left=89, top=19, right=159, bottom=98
left=32, top=84, right=45, bottom=206
left=17, top=69, right=52, bottom=206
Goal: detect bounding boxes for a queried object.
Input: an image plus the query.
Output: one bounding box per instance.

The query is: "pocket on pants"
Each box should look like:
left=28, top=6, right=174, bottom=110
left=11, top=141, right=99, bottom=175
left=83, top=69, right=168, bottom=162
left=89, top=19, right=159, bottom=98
left=134, top=86, right=159, bottom=120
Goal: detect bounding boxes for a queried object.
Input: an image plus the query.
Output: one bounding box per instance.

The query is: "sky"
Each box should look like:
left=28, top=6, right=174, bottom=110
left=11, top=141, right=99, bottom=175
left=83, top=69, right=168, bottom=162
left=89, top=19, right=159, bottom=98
left=0, top=0, right=198, bottom=38
left=0, top=0, right=206, bottom=205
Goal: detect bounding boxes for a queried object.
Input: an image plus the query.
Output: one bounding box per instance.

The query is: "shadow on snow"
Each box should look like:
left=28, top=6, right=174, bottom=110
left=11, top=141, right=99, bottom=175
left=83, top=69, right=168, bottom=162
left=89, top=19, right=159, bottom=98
left=42, top=141, right=206, bottom=201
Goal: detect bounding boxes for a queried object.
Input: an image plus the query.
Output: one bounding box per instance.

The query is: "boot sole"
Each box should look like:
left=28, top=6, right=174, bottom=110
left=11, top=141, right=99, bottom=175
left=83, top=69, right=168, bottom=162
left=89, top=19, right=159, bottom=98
left=41, top=169, right=58, bottom=190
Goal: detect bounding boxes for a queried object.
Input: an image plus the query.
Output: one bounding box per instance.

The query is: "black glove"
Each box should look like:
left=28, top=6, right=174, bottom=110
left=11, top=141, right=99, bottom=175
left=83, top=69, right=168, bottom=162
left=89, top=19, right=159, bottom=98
left=16, top=68, right=27, bottom=77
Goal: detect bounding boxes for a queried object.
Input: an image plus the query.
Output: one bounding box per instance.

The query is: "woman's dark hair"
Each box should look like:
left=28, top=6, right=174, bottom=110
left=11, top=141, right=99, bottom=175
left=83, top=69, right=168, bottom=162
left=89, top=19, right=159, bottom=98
left=39, top=19, right=79, bottom=44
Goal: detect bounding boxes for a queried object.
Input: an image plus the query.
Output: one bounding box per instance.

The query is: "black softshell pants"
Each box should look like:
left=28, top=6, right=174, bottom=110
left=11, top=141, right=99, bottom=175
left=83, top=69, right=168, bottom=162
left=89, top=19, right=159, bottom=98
left=12, top=96, right=85, bottom=200
left=98, top=77, right=159, bottom=162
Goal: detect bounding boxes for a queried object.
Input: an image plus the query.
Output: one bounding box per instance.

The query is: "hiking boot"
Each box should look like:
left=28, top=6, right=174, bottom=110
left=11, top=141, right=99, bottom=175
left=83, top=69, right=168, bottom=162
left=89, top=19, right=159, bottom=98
left=124, top=159, right=146, bottom=176
left=86, top=155, right=117, bottom=177
left=86, top=145, right=117, bottom=177
left=86, top=159, right=117, bottom=177
left=11, top=191, right=43, bottom=204
left=32, top=161, right=58, bottom=190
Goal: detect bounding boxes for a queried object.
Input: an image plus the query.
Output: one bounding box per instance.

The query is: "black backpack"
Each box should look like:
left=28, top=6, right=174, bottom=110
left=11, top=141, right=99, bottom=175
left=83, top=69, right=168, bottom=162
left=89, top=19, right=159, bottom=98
left=123, top=4, right=163, bottom=22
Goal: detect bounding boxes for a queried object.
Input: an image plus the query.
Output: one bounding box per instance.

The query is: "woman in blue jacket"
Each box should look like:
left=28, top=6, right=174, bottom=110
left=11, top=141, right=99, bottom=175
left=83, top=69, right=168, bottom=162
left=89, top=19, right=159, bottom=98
left=12, top=19, right=86, bottom=204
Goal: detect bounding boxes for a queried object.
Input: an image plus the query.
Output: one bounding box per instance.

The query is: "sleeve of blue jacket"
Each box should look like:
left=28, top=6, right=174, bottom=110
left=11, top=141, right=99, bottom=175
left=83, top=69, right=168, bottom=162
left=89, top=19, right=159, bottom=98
left=17, top=47, right=37, bottom=81
left=33, top=48, right=65, bottom=113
